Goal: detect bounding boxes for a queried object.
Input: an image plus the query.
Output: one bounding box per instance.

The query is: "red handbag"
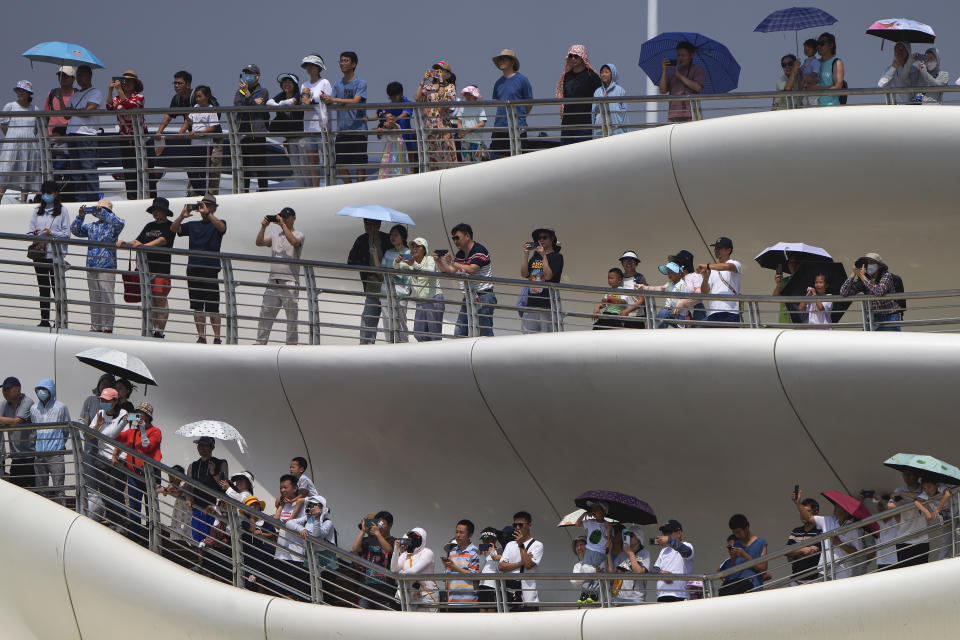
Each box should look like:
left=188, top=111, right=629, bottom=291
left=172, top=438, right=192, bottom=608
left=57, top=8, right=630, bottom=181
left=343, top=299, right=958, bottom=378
left=122, top=254, right=141, bottom=303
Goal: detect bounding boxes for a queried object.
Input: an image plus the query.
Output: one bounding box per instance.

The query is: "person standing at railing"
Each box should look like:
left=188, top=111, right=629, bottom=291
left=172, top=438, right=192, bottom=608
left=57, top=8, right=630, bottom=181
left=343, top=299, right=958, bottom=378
left=351, top=511, right=398, bottom=610
left=591, top=267, right=633, bottom=330
left=499, top=510, right=543, bottom=612
left=254, top=208, right=303, bottom=345
left=172, top=195, right=227, bottom=344
left=0, top=81, right=40, bottom=204
left=415, top=62, right=458, bottom=171
left=839, top=252, right=901, bottom=331
left=477, top=527, right=504, bottom=613
left=785, top=497, right=824, bottom=584
left=696, top=237, right=742, bottom=325
left=383, top=83, right=417, bottom=172
left=320, top=52, right=368, bottom=184
left=436, top=223, right=496, bottom=337
left=106, top=70, right=155, bottom=201
left=234, top=64, right=271, bottom=193
left=391, top=527, right=439, bottom=611
left=0, top=376, right=35, bottom=488
left=70, top=199, right=125, bottom=333
left=798, top=273, right=833, bottom=326
left=291, top=494, right=339, bottom=603
left=347, top=218, right=391, bottom=344
left=775, top=55, right=800, bottom=110
left=28, top=181, right=70, bottom=328
left=792, top=490, right=861, bottom=580
left=44, top=66, right=76, bottom=138
left=442, top=519, right=481, bottom=611
left=618, top=251, right=647, bottom=328
left=877, top=41, right=919, bottom=105
left=637, top=261, right=695, bottom=328
left=65, top=65, right=103, bottom=202
left=658, top=42, right=704, bottom=123
left=557, top=45, right=601, bottom=145
left=180, top=86, right=220, bottom=197
left=520, top=228, right=563, bottom=334
left=374, top=110, right=408, bottom=179
left=796, top=40, right=822, bottom=108
left=29, top=378, right=70, bottom=506
left=86, top=387, right=128, bottom=528
left=815, top=33, right=845, bottom=107
left=274, top=473, right=309, bottom=601
left=117, top=197, right=176, bottom=339
left=113, top=401, right=162, bottom=543
left=379, top=224, right=411, bottom=342
left=185, top=436, right=228, bottom=542
left=592, top=63, right=628, bottom=136
left=649, top=519, right=695, bottom=603
left=298, top=55, right=332, bottom=188
left=669, top=249, right=706, bottom=324
left=914, top=48, right=950, bottom=104
left=614, top=528, right=652, bottom=604
left=396, top=237, right=443, bottom=341
left=915, top=478, right=952, bottom=561
left=456, top=86, right=488, bottom=163
left=154, top=70, right=193, bottom=158
left=267, top=73, right=306, bottom=188
left=490, top=49, right=533, bottom=159
left=719, top=514, right=768, bottom=596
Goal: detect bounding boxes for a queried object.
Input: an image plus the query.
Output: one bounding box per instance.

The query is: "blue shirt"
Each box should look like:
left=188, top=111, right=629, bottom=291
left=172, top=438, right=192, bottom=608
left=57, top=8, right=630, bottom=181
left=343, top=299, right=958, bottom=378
left=385, top=97, right=414, bottom=142
left=70, top=209, right=125, bottom=269
left=492, top=73, right=533, bottom=128
left=727, top=536, right=767, bottom=589
left=178, top=219, right=227, bottom=268
left=332, top=76, right=368, bottom=131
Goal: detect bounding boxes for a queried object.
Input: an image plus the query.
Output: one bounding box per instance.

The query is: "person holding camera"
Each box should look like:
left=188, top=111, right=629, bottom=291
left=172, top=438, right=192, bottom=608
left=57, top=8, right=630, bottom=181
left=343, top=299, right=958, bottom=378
left=254, top=207, right=303, bottom=345
left=415, top=61, right=457, bottom=170
left=172, top=195, right=227, bottom=343
left=840, top=252, right=901, bottom=331
left=435, top=223, right=496, bottom=337
left=520, top=228, right=563, bottom=333
left=351, top=511, right=397, bottom=610
left=498, top=510, right=544, bottom=611
left=477, top=527, right=504, bottom=613
left=396, top=237, right=444, bottom=341
left=658, top=41, right=704, bottom=123
left=613, top=527, right=651, bottom=603
left=391, top=527, right=439, bottom=611
left=649, top=519, right=695, bottom=602
left=71, top=199, right=125, bottom=333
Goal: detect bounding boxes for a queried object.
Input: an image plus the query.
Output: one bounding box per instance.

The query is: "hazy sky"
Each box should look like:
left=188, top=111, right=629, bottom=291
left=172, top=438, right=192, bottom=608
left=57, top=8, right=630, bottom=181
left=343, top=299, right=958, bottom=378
left=3, top=1, right=956, bottom=114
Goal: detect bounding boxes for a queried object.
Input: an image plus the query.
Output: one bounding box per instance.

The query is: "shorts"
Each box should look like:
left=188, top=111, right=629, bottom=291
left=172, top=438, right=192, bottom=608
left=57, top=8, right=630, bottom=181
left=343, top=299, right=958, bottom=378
left=186, top=265, right=220, bottom=313
left=583, top=549, right=607, bottom=567
left=477, top=585, right=496, bottom=604
left=300, top=135, right=324, bottom=154
left=150, top=276, right=171, bottom=297
left=334, top=131, right=368, bottom=167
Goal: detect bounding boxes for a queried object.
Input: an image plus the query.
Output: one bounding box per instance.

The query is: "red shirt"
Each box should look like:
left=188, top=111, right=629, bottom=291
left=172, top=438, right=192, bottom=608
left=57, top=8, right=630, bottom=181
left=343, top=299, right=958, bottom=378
left=116, top=423, right=162, bottom=471
left=106, top=92, right=145, bottom=136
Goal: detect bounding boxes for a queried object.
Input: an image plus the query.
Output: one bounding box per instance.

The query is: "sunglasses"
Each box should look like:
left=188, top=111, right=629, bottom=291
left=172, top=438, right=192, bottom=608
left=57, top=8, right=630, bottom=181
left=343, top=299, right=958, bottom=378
left=567, top=54, right=582, bottom=60
left=781, top=61, right=795, bottom=68
left=512, top=522, right=527, bottom=528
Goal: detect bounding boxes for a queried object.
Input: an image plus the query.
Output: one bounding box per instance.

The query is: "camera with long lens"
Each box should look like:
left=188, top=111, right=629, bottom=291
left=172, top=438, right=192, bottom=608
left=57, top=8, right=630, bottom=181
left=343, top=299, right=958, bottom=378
left=397, top=537, right=412, bottom=552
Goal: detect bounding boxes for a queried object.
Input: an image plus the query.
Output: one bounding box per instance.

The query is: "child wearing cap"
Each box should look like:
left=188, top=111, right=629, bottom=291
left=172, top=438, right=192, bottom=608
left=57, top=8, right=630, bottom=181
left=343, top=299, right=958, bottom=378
left=637, top=261, right=695, bottom=328
left=456, top=86, right=488, bottom=162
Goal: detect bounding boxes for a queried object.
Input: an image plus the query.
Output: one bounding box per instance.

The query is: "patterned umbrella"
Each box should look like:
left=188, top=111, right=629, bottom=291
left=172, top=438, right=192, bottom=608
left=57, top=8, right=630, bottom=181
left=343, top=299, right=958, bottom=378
left=867, top=19, right=936, bottom=44
left=574, top=490, right=656, bottom=525
left=755, top=7, right=837, bottom=33
left=884, top=453, right=960, bottom=486
left=638, top=32, right=741, bottom=94
left=176, top=420, right=248, bottom=454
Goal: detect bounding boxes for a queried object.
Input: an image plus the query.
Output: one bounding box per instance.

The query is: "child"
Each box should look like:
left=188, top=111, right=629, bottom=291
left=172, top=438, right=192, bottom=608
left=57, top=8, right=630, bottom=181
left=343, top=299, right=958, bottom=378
left=376, top=109, right=408, bottom=179
left=576, top=501, right=613, bottom=571
left=384, top=82, right=417, bottom=172
left=219, top=470, right=254, bottom=503
left=457, top=86, right=488, bottom=163
left=592, top=268, right=635, bottom=329
left=798, top=273, right=833, bottom=325
left=638, top=261, right=694, bottom=328
left=290, top=456, right=320, bottom=499
left=158, top=464, right=191, bottom=542
left=179, top=85, right=219, bottom=194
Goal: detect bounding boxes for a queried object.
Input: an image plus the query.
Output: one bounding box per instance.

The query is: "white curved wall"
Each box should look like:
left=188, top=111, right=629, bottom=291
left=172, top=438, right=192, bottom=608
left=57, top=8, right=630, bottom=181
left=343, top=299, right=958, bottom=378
left=4, top=479, right=959, bottom=640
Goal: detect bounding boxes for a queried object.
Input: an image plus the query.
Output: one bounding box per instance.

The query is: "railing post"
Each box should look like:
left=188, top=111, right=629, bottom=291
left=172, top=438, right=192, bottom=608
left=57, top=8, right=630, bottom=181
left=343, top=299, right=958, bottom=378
left=37, top=115, right=54, bottom=182
left=549, top=287, right=564, bottom=332
left=225, top=504, right=244, bottom=588
left=861, top=300, right=873, bottom=331
left=600, top=101, right=612, bottom=138
left=397, top=576, right=409, bottom=612
left=322, top=122, right=337, bottom=186
left=599, top=575, right=612, bottom=607
left=131, top=113, right=147, bottom=200
left=384, top=275, right=397, bottom=343
left=135, top=249, right=152, bottom=337
left=142, top=463, right=161, bottom=554
left=68, top=428, right=86, bottom=515
left=304, top=538, right=322, bottom=604
left=952, top=492, right=958, bottom=558
left=52, top=245, right=69, bottom=329
left=224, top=112, right=243, bottom=195
left=702, top=576, right=715, bottom=598
left=221, top=256, right=239, bottom=344
left=506, top=104, right=519, bottom=156
left=411, top=107, right=429, bottom=174
left=691, top=98, right=703, bottom=121
left=644, top=294, right=657, bottom=329
left=304, top=266, right=321, bottom=345
left=464, top=280, right=478, bottom=337
left=496, top=577, right=508, bottom=613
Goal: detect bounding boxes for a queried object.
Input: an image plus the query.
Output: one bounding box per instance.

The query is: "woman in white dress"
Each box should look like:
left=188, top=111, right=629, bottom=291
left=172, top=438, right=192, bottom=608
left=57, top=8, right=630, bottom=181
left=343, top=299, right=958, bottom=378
left=0, top=81, right=41, bottom=203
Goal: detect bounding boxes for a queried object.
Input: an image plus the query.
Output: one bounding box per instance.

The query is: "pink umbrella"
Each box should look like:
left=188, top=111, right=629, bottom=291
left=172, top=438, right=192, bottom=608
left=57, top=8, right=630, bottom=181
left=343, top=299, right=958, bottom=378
left=821, top=490, right=880, bottom=533
left=866, top=19, right=935, bottom=46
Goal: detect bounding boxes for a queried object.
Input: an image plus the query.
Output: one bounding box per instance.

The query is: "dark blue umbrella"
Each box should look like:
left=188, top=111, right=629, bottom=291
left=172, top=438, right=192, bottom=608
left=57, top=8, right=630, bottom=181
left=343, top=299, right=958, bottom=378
left=638, top=32, right=740, bottom=94
left=575, top=490, right=657, bottom=525
left=755, top=7, right=837, bottom=33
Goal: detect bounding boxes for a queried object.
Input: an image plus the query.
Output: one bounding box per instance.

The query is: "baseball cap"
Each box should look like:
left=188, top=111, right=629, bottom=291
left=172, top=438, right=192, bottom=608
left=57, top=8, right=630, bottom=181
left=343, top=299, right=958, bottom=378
left=194, top=436, right=216, bottom=447
left=278, top=207, right=296, bottom=217
left=57, top=66, right=76, bottom=77
left=242, top=63, right=261, bottom=75
left=619, top=251, right=641, bottom=262
left=1, top=376, right=21, bottom=389
left=710, top=237, right=733, bottom=250
left=659, top=519, right=683, bottom=534
left=99, top=388, right=119, bottom=401
left=276, top=72, right=300, bottom=86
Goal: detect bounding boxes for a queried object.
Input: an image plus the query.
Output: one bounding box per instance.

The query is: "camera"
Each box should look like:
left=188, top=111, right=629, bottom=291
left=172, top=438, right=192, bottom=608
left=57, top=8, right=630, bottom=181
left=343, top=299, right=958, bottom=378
left=363, top=518, right=376, bottom=528
left=479, top=543, right=492, bottom=551
left=82, top=204, right=98, bottom=215
left=854, top=257, right=867, bottom=269
left=265, top=214, right=279, bottom=223
left=434, top=249, right=449, bottom=257
left=524, top=241, right=536, bottom=250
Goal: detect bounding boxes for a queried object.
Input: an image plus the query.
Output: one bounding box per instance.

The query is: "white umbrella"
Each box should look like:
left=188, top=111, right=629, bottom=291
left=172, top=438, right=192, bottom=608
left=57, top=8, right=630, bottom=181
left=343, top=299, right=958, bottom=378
left=754, top=242, right=832, bottom=270
left=175, top=420, right=248, bottom=454
left=75, top=347, right=157, bottom=386
left=557, top=508, right=619, bottom=527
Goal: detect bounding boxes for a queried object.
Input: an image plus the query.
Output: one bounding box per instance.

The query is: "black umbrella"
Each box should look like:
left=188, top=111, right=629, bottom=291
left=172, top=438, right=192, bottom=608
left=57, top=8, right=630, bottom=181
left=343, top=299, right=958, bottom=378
left=574, top=490, right=657, bottom=525
left=780, top=261, right=851, bottom=323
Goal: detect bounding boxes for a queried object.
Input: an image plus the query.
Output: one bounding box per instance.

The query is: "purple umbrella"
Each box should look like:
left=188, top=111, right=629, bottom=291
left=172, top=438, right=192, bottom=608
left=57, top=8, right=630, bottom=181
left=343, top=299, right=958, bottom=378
left=574, top=490, right=657, bottom=525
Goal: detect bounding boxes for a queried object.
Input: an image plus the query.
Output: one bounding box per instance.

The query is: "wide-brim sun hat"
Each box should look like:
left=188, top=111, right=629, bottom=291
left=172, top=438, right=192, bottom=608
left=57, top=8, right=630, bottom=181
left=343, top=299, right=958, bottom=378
left=658, top=262, right=682, bottom=275
left=97, top=199, right=114, bottom=211
left=300, top=54, right=325, bottom=72
left=121, top=70, right=143, bottom=92
left=277, top=72, right=300, bottom=86
left=492, top=49, right=520, bottom=71
left=619, top=251, right=641, bottom=263
left=244, top=495, right=266, bottom=511
left=146, top=196, right=173, bottom=217
left=532, top=228, right=558, bottom=244
left=859, top=252, right=886, bottom=268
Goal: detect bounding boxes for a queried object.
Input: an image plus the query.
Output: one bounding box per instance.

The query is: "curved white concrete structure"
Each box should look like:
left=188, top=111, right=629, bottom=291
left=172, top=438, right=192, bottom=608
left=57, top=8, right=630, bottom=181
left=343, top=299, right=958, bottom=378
left=4, top=479, right=959, bottom=639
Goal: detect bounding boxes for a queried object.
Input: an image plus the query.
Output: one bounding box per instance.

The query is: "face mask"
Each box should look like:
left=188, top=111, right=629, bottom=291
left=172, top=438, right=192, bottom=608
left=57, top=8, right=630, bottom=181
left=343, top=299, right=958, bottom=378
left=41, top=193, right=54, bottom=204
left=865, top=263, right=879, bottom=276
left=100, top=401, right=113, bottom=412
left=36, top=389, right=50, bottom=402
left=242, top=74, right=257, bottom=85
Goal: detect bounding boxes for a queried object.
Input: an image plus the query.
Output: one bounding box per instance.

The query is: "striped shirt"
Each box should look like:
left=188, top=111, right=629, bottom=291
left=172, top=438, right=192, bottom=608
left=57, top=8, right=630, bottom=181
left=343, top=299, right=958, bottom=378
left=455, top=242, right=493, bottom=292
left=446, top=543, right=480, bottom=604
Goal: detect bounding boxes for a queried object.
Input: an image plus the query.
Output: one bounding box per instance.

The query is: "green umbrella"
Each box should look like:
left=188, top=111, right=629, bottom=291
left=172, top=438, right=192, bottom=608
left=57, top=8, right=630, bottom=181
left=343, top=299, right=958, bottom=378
left=884, top=453, right=960, bottom=486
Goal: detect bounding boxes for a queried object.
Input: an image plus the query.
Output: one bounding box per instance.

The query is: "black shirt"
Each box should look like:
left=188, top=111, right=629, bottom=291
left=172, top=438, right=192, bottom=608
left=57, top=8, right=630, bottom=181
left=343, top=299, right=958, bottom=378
left=168, top=93, right=196, bottom=120
left=188, top=455, right=227, bottom=509
left=270, top=91, right=304, bottom=134
left=526, top=251, right=564, bottom=309
left=562, top=69, right=602, bottom=121
left=136, top=220, right=176, bottom=275
left=786, top=524, right=822, bottom=579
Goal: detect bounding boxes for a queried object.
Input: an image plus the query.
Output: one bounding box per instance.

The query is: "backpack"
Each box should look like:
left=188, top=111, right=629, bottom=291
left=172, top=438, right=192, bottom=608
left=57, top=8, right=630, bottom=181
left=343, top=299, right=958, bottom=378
left=832, top=59, right=848, bottom=105
left=889, top=273, right=906, bottom=314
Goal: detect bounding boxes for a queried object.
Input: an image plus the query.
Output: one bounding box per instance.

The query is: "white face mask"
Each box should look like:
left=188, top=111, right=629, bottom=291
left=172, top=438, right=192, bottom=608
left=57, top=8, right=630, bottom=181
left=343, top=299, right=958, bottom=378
left=865, top=263, right=879, bottom=276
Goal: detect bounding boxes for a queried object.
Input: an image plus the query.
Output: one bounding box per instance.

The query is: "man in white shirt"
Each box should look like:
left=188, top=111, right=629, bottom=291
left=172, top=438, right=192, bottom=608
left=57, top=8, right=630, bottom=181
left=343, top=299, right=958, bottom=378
left=695, top=237, right=742, bottom=324
left=66, top=65, right=103, bottom=201
left=299, top=54, right=332, bottom=187
left=651, top=519, right=695, bottom=602
left=254, top=208, right=304, bottom=345
left=499, top=510, right=544, bottom=611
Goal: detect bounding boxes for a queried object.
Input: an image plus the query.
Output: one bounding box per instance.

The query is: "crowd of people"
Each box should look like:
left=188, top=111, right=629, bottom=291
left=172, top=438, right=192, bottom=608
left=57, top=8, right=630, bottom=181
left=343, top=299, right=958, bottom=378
left=1, top=30, right=955, bottom=203
left=1, top=368, right=953, bottom=609
left=23, top=184, right=909, bottom=342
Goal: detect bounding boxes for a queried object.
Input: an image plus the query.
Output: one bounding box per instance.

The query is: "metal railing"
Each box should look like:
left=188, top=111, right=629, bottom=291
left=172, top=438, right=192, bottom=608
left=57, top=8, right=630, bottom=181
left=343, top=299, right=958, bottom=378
left=1, top=231, right=955, bottom=344
left=2, top=85, right=959, bottom=202
left=3, top=421, right=957, bottom=610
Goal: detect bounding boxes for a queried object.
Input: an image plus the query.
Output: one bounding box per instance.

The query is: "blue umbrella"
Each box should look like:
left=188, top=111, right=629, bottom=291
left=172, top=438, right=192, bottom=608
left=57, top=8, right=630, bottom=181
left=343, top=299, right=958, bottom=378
left=21, top=41, right=104, bottom=69
left=638, top=32, right=740, bottom=94
left=755, top=7, right=837, bottom=33
left=336, top=205, right=416, bottom=226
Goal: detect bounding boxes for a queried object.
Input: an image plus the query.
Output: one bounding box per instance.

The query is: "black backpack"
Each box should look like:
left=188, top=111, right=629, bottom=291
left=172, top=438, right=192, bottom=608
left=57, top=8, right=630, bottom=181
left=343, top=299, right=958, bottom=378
left=832, top=59, right=848, bottom=105
left=890, top=273, right=906, bottom=314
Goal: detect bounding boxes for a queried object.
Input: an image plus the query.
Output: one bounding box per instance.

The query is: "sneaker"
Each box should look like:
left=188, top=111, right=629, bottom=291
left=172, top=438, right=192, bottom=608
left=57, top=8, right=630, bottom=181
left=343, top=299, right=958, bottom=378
left=196, top=337, right=207, bottom=344
left=213, top=338, right=222, bottom=345
left=152, top=331, right=165, bottom=339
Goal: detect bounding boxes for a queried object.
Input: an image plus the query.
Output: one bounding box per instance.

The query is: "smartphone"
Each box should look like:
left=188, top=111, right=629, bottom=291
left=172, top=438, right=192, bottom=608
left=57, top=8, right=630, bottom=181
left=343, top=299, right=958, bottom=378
left=112, top=76, right=124, bottom=83
left=218, top=471, right=226, bottom=481
left=441, top=556, right=450, bottom=562
left=525, top=241, right=536, bottom=250
left=793, top=484, right=799, bottom=500
left=434, top=249, right=448, bottom=257
left=265, top=214, right=279, bottom=223
left=479, top=543, right=492, bottom=551
left=667, top=59, right=677, bottom=67
left=776, top=264, right=783, bottom=277
left=186, top=203, right=200, bottom=212
left=126, top=412, right=140, bottom=423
